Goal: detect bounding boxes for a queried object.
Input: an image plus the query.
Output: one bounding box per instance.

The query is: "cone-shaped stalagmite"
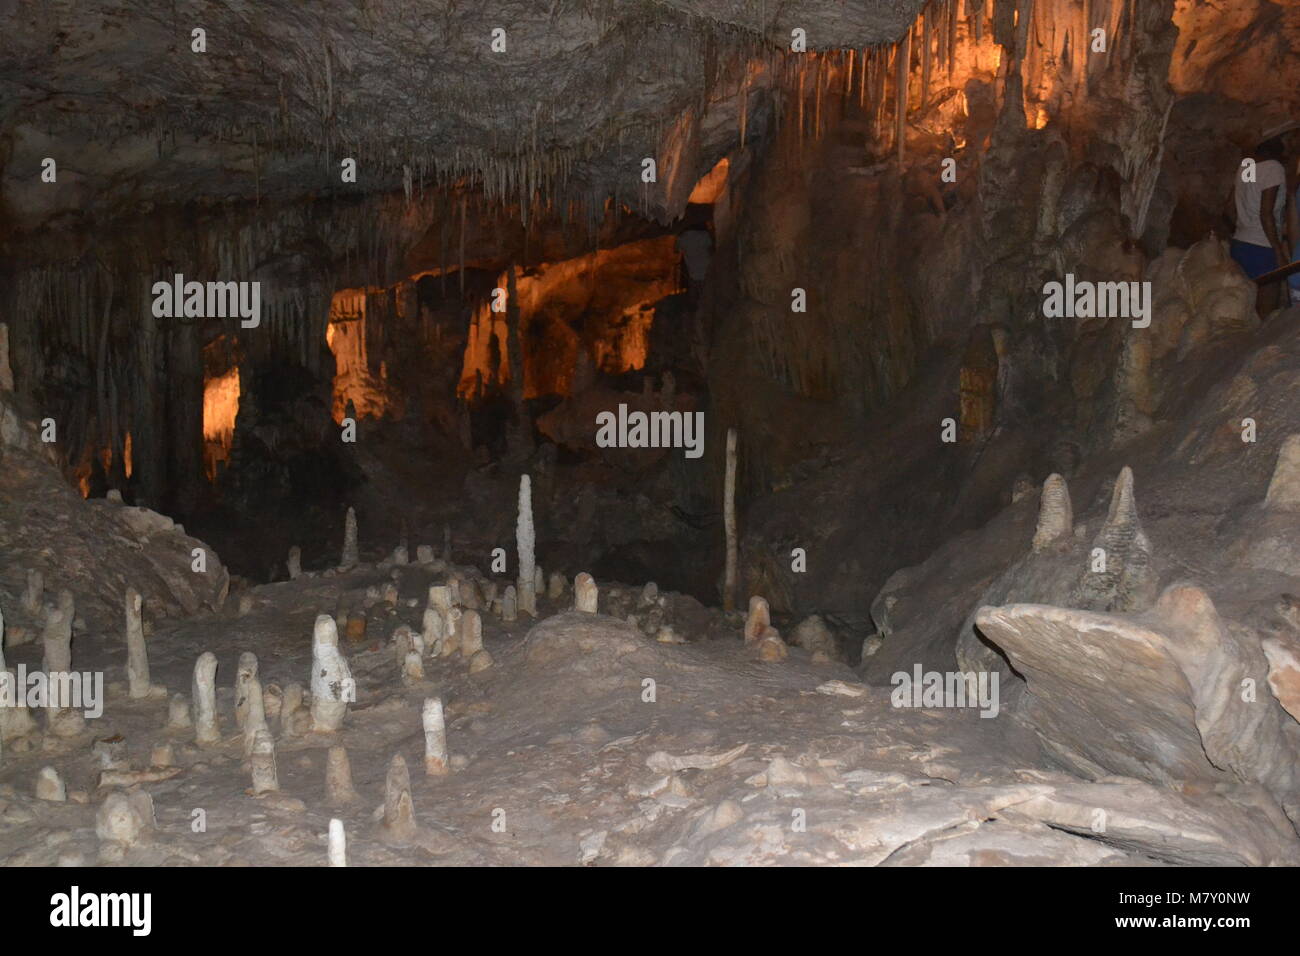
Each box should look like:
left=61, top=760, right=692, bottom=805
left=744, top=596, right=771, bottom=644
left=574, top=573, right=597, bottom=613
left=1072, top=467, right=1157, bottom=612
left=1032, top=474, right=1073, bottom=551
left=380, top=753, right=418, bottom=844
left=325, top=745, right=359, bottom=805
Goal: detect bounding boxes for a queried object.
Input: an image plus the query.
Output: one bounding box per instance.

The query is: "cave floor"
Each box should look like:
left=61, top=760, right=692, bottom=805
left=0, top=560, right=1130, bottom=867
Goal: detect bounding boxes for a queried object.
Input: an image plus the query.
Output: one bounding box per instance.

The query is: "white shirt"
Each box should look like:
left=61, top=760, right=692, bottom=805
left=1234, top=158, right=1286, bottom=248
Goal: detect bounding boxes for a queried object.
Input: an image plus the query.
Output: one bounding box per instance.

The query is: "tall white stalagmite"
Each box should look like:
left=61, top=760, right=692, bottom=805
left=328, top=818, right=347, bottom=866
left=423, top=698, right=448, bottom=776
left=517, top=474, right=536, bottom=616
left=125, top=588, right=151, bottom=699
left=310, top=615, right=353, bottom=733
left=724, top=427, right=738, bottom=612
left=192, top=652, right=220, bottom=746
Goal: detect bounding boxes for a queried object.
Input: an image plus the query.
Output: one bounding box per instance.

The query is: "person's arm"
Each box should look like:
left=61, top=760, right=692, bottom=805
left=1260, top=186, right=1286, bottom=264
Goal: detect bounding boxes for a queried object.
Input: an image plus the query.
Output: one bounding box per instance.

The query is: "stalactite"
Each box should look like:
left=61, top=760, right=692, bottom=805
left=922, top=8, right=933, bottom=107
left=895, top=31, right=911, bottom=164
left=948, top=0, right=959, bottom=79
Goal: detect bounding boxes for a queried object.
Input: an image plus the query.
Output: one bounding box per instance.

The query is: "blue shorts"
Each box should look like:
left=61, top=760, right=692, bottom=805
left=1291, top=242, right=1300, bottom=300
left=1229, top=239, right=1278, bottom=279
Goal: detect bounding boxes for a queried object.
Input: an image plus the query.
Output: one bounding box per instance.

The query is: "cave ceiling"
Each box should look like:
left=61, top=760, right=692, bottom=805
left=0, top=0, right=927, bottom=230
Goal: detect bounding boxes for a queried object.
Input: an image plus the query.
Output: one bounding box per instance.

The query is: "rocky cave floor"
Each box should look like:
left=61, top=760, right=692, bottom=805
left=0, top=568, right=1048, bottom=867
left=0, top=555, right=1289, bottom=868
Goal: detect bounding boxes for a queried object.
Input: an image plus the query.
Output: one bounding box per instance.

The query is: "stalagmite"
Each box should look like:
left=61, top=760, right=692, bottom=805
left=328, top=818, right=347, bottom=867
left=459, top=610, right=483, bottom=657
left=1264, top=434, right=1300, bottom=509
left=723, top=427, right=738, bottom=612
left=340, top=507, right=359, bottom=569
left=41, top=590, right=73, bottom=674
left=96, top=791, right=154, bottom=849
left=574, top=573, right=598, bottom=613
left=755, top=626, right=790, bottom=661
left=287, top=546, right=302, bottom=579
left=380, top=753, right=418, bottom=844
left=428, top=584, right=452, bottom=612
left=416, top=545, right=435, bottom=564
left=547, top=571, right=566, bottom=601
left=534, top=566, right=544, bottom=597
left=281, top=683, right=307, bottom=738
left=442, top=606, right=463, bottom=654
left=326, top=745, right=359, bottom=805
left=124, top=587, right=152, bottom=699
left=241, top=674, right=268, bottom=756
left=744, top=596, right=771, bottom=644
left=422, top=698, right=448, bottom=776
left=0, top=613, right=36, bottom=742
left=516, top=474, right=536, bottom=616
left=396, top=626, right=424, bottom=683
left=1072, top=467, right=1157, bottom=612
left=42, top=593, right=83, bottom=736
left=234, top=652, right=259, bottom=731
left=22, top=568, right=43, bottom=618
left=310, top=615, right=352, bottom=733
left=249, top=729, right=279, bottom=794
left=421, top=607, right=445, bottom=653
left=502, top=585, right=518, bottom=623
left=36, top=766, right=66, bottom=802
left=166, top=694, right=191, bottom=730
left=192, top=652, right=220, bottom=746
left=469, top=649, right=494, bottom=673
left=1032, top=474, right=1074, bottom=551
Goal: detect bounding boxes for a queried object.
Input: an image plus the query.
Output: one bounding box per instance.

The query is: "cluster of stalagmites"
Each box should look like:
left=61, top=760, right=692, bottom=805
left=951, top=441, right=1300, bottom=824
left=3, top=472, right=719, bottom=864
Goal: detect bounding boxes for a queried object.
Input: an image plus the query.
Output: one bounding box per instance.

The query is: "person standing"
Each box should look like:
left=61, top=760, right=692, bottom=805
left=1230, top=137, right=1289, bottom=313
